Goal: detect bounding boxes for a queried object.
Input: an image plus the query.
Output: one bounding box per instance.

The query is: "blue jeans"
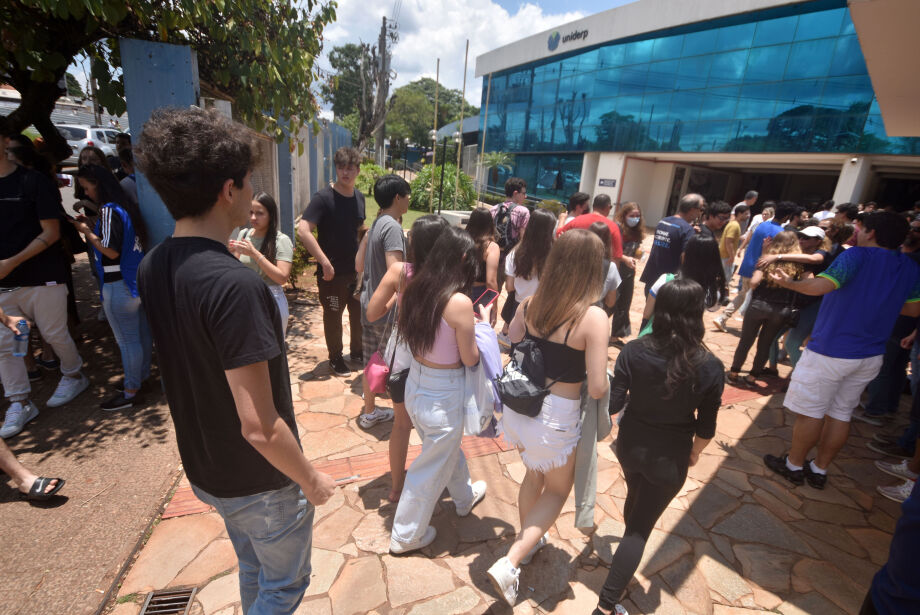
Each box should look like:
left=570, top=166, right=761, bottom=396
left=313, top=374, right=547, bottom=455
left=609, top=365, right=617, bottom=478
left=192, top=482, right=315, bottom=615
left=783, top=301, right=822, bottom=368
left=103, top=281, right=152, bottom=391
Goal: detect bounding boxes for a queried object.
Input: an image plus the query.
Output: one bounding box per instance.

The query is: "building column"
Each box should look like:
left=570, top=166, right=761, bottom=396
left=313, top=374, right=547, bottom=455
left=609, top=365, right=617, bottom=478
left=832, top=156, right=873, bottom=205
left=120, top=38, right=200, bottom=246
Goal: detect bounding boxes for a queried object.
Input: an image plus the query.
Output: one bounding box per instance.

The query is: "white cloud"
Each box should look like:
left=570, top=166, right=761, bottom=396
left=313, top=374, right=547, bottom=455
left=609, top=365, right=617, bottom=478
left=319, top=0, right=584, bottom=113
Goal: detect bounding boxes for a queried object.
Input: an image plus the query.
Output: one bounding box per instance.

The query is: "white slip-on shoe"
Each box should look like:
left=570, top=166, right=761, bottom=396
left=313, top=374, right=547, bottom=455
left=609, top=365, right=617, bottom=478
left=46, top=374, right=89, bottom=408
left=456, top=480, right=487, bottom=517
left=389, top=526, right=437, bottom=555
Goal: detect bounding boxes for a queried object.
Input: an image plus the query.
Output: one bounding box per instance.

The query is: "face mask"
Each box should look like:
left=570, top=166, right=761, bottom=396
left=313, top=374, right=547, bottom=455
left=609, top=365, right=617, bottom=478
left=626, top=216, right=640, bottom=227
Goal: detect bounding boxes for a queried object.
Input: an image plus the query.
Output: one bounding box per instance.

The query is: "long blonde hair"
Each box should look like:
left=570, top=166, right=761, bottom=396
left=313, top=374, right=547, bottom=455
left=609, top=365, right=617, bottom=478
left=526, top=230, right=605, bottom=336
left=761, top=230, right=804, bottom=286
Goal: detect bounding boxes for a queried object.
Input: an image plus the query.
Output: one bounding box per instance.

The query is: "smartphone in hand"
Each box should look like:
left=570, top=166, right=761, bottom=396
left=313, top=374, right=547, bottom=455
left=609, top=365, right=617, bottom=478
left=475, top=288, right=499, bottom=309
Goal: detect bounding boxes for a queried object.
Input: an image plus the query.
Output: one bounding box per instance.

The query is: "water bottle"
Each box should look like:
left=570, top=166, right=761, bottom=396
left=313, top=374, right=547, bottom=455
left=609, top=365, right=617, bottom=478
left=12, top=319, right=29, bottom=357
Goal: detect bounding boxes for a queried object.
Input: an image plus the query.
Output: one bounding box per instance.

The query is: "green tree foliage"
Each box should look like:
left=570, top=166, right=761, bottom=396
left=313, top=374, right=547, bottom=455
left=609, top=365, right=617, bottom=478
left=409, top=163, right=475, bottom=212
left=400, top=78, right=478, bottom=128
left=355, top=162, right=386, bottom=195
left=2, top=0, right=337, bottom=162
left=320, top=43, right=366, bottom=119
left=386, top=87, right=432, bottom=146
left=481, top=151, right=514, bottom=185
left=64, top=72, right=84, bottom=99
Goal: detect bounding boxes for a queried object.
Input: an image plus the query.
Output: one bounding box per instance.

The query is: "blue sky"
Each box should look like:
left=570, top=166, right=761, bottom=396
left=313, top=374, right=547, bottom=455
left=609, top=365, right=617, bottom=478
left=493, top=0, right=635, bottom=14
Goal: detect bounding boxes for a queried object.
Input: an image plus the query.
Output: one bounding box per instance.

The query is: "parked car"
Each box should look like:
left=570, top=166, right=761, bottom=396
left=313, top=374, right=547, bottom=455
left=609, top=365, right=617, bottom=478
left=55, top=125, right=123, bottom=167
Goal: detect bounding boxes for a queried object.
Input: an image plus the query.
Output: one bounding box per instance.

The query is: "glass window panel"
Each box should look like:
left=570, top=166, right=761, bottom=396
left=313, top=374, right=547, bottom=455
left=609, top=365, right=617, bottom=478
left=715, top=23, right=756, bottom=52
left=736, top=83, right=779, bottom=119
left=533, top=83, right=558, bottom=106
left=700, top=86, right=740, bottom=120
left=675, top=55, right=712, bottom=90
left=670, top=121, right=697, bottom=151
left=592, top=68, right=621, bottom=98
left=682, top=30, right=716, bottom=57
left=728, top=119, right=770, bottom=152
left=646, top=60, right=678, bottom=91
left=753, top=16, right=797, bottom=47
left=708, top=50, right=749, bottom=86
left=821, top=75, right=873, bottom=112
left=614, top=96, right=642, bottom=120
left=776, top=79, right=825, bottom=116
left=695, top=121, right=734, bottom=151
left=786, top=39, right=836, bottom=79
left=840, top=11, right=856, bottom=35
left=619, top=64, right=649, bottom=95
left=669, top=91, right=705, bottom=123
left=653, top=35, right=684, bottom=61
left=795, top=9, right=844, bottom=40
left=598, top=44, right=626, bottom=68
left=829, top=35, right=867, bottom=77
left=744, top=45, right=790, bottom=83
left=624, top=39, right=654, bottom=65
left=642, top=92, right=672, bottom=123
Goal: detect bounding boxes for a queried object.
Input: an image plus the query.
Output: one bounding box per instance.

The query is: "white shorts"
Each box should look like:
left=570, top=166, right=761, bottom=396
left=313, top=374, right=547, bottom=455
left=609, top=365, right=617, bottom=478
left=784, top=348, right=883, bottom=422
left=500, top=394, right=581, bottom=472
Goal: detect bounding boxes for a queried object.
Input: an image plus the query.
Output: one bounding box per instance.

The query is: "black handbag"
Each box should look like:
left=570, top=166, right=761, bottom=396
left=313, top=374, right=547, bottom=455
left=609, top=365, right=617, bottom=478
left=496, top=308, right=566, bottom=417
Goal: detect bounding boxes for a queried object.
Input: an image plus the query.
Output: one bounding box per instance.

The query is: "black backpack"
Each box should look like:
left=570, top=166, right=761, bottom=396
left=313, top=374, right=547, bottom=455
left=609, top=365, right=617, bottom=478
left=495, top=203, right=517, bottom=251
left=497, top=314, right=569, bottom=417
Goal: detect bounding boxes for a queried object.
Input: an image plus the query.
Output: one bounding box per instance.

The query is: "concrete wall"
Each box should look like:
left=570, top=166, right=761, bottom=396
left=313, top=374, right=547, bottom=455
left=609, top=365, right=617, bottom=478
left=832, top=156, right=872, bottom=204
left=579, top=152, right=599, bottom=196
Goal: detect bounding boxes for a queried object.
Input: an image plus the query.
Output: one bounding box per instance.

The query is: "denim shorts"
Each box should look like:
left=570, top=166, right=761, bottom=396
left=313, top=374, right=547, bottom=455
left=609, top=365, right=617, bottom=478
left=500, top=393, right=582, bottom=472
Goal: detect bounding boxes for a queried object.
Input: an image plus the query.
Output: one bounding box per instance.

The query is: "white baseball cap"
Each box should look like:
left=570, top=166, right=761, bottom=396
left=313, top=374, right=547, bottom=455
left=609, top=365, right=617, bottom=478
left=798, top=226, right=826, bottom=239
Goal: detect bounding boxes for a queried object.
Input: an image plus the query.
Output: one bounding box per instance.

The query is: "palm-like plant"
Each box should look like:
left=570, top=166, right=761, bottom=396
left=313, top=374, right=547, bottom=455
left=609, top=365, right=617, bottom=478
left=481, top=151, right=515, bottom=186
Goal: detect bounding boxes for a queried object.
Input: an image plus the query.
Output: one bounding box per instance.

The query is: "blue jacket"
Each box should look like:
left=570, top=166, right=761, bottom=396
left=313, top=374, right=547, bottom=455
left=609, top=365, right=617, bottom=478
left=92, top=202, right=144, bottom=297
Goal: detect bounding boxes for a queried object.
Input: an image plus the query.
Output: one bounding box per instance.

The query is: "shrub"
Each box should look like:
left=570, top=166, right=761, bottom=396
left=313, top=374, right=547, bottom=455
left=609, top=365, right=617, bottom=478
left=409, top=163, right=476, bottom=212
left=480, top=192, right=505, bottom=206
left=288, top=235, right=312, bottom=288
left=537, top=199, right=565, bottom=216
left=356, top=162, right=387, bottom=195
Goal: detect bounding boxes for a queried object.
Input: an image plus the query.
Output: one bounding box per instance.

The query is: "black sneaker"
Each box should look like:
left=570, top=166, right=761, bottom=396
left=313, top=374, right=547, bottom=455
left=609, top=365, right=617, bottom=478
left=100, top=391, right=138, bottom=412
left=349, top=353, right=364, bottom=366
left=115, top=380, right=146, bottom=394
left=803, top=460, right=827, bottom=490
left=764, top=454, right=805, bottom=486
left=330, top=356, right=351, bottom=376
left=867, top=440, right=913, bottom=459
left=36, top=357, right=61, bottom=370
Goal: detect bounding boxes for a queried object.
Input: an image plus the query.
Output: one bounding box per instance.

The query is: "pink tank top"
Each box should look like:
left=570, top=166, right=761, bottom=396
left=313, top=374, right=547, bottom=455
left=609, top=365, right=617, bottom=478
left=422, top=318, right=462, bottom=364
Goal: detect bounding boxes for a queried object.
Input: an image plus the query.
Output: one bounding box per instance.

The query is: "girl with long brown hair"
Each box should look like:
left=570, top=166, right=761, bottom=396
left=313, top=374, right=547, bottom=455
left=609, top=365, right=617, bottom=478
left=487, top=230, right=609, bottom=606
left=465, top=207, right=500, bottom=324
left=728, top=231, right=812, bottom=385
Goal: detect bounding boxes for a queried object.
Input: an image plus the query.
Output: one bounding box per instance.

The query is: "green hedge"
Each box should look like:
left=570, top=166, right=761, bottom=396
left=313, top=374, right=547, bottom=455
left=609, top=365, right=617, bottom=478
left=409, top=163, right=476, bottom=211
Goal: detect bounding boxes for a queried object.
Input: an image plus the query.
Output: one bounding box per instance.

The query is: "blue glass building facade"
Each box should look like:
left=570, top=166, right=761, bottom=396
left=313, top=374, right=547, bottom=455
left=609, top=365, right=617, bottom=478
left=479, top=0, right=920, bottom=198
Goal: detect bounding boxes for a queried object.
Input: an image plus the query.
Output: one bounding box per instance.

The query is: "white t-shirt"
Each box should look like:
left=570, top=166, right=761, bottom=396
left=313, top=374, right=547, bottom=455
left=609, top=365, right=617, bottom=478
left=746, top=214, right=772, bottom=237
left=505, top=250, right=540, bottom=301
left=813, top=210, right=834, bottom=221
left=602, top=261, right=622, bottom=296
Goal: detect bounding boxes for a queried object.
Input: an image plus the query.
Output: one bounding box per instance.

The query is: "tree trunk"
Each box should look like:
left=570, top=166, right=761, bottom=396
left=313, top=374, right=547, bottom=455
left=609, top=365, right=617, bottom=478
left=6, top=77, right=72, bottom=163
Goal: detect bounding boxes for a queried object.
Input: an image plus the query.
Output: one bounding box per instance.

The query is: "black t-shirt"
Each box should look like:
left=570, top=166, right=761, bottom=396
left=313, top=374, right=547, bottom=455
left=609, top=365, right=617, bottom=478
left=640, top=216, right=696, bottom=285
left=612, top=339, right=724, bottom=457
left=0, top=165, right=66, bottom=288
left=301, top=186, right=365, bottom=275
left=137, top=237, right=297, bottom=498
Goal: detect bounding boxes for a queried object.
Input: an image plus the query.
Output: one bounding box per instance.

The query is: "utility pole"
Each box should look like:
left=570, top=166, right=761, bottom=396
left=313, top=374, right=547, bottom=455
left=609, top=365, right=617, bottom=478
left=453, top=39, right=469, bottom=211
left=374, top=16, right=389, bottom=167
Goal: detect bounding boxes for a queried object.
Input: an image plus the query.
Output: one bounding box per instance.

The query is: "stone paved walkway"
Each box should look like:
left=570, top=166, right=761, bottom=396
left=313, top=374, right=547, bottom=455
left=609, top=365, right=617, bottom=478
left=106, top=240, right=907, bottom=615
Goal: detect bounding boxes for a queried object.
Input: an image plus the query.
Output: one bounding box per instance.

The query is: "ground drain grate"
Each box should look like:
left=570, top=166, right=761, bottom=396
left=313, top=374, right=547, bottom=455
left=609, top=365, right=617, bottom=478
left=139, top=588, right=197, bottom=615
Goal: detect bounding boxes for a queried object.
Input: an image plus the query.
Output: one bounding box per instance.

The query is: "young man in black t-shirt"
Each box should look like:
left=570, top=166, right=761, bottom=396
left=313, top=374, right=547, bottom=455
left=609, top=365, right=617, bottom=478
left=296, top=147, right=365, bottom=377
left=134, top=108, right=335, bottom=614
left=0, top=116, right=88, bottom=439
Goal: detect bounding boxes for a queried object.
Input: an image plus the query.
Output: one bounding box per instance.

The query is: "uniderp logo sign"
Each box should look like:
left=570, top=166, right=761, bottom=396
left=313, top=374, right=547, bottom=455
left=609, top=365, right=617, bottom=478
left=548, top=29, right=588, bottom=51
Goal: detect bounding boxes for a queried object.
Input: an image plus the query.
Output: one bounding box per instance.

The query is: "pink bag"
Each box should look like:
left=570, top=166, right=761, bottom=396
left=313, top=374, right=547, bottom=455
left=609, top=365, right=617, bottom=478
left=363, top=350, right=390, bottom=394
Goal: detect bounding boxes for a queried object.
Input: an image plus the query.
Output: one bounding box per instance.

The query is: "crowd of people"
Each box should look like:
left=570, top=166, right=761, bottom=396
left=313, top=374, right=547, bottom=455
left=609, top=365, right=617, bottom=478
left=3, top=106, right=920, bottom=615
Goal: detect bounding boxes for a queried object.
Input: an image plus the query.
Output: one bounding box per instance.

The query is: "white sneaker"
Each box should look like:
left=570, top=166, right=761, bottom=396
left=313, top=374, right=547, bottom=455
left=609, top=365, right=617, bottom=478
left=46, top=374, right=90, bottom=408
left=875, top=459, right=919, bottom=481
left=0, top=401, right=39, bottom=438
left=877, top=480, right=915, bottom=503
left=357, top=406, right=394, bottom=429
left=389, top=526, right=437, bottom=554
left=456, top=480, right=487, bottom=517
left=487, top=556, right=520, bottom=606
left=520, top=532, right=548, bottom=565
left=712, top=316, right=727, bottom=332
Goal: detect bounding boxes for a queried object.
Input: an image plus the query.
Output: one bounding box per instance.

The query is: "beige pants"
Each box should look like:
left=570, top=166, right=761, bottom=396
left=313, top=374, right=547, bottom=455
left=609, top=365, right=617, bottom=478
left=0, top=285, right=83, bottom=401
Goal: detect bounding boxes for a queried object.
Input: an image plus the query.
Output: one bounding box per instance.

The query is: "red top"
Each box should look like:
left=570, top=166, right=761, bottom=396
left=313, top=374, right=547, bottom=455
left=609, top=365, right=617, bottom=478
left=556, top=213, right=623, bottom=259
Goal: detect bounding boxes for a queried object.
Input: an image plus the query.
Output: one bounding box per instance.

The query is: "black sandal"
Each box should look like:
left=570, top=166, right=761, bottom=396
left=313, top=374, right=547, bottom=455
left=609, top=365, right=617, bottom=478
left=19, top=477, right=65, bottom=501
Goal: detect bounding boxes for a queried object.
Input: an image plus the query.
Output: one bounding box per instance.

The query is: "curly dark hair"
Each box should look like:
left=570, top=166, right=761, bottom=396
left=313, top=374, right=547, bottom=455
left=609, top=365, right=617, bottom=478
left=134, top=107, right=255, bottom=220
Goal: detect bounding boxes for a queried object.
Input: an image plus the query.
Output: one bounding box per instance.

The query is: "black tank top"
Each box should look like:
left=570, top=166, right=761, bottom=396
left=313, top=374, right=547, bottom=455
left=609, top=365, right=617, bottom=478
left=524, top=318, right=587, bottom=384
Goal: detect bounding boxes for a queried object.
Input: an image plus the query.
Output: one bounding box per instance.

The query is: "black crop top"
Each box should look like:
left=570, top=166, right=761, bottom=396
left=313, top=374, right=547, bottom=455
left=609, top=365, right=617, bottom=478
left=524, top=324, right=587, bottom=384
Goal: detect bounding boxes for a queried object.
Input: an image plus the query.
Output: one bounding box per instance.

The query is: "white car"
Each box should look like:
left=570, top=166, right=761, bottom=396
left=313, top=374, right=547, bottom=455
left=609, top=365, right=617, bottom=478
left=55, top=125, right=122, bottom=166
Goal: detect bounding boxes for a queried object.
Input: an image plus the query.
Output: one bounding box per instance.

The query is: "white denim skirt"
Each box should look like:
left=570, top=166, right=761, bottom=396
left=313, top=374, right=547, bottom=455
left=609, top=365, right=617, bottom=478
left=500, top=394, right=581, bottom=472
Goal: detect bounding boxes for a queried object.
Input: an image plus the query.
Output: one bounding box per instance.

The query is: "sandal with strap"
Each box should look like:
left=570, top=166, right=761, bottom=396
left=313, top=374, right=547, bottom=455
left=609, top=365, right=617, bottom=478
left=19, top=477, right=65, bottom=501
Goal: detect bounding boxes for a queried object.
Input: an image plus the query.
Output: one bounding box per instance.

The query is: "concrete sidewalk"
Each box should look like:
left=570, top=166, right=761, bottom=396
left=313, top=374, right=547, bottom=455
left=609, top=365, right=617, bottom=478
left=105, top=265, right=904, bottom=615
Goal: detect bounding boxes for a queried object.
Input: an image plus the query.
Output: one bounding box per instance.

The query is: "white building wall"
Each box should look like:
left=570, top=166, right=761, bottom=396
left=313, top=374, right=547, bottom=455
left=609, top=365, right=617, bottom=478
left=580, top=152, right=599, bottom=196
left=832, top=156, right=873, bottom=204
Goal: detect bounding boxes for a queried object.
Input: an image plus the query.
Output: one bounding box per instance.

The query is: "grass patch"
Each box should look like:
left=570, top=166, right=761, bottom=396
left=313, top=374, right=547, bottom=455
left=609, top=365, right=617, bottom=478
left=364, top=196, right=428, bottom=229
left=116, top=593, right=139, bottom=604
